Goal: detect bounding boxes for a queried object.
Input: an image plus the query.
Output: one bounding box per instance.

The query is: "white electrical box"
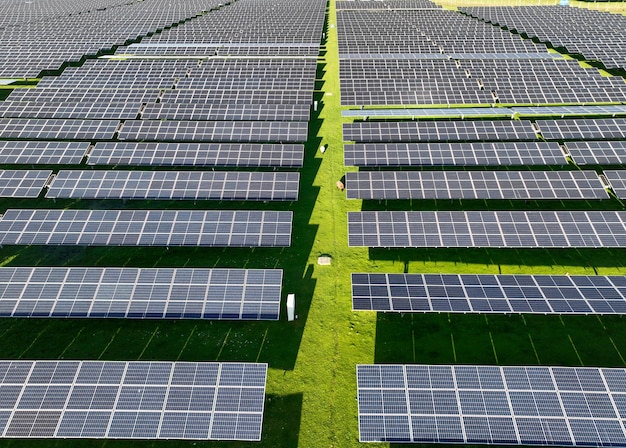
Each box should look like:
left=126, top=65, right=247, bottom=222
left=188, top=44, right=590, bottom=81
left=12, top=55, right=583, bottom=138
left=287, top=294, right=295, bottom=321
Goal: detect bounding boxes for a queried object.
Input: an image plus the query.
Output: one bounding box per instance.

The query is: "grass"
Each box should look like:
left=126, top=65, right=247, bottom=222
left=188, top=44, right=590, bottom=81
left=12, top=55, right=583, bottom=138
left=1, top=0, right=626, bottom=447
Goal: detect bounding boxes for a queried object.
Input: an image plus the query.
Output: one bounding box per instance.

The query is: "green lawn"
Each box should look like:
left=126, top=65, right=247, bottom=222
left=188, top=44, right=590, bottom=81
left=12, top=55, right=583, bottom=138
left=1, top=0, right=626, bottom=447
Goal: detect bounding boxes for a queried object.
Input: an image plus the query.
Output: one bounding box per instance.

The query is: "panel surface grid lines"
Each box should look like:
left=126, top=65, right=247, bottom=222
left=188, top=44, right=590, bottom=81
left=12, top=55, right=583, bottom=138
left=347, top=211, right=626, bottom=248
left=345, top=171, right=607, bottom=200
left=87, top=143, right=304, bottom=168
left=351, top=273, right=626, bottom=314
left=0, top=210, right=293, bottom=248
left=566, top=142, right=626, bottom=166
left=0, top=360, right=268, bottom=440
left=344, top=142, right=567, bottom=167
left=0, top=171, right=52, bottom=198
left=602, top=171, right=626, bottom=199
left=357, top=364, right=626, bottom=446
left=46, top=171, right=300, bottom=201
left=342, top=120, right=538, bottom=143
left=0, top=142, right=89, bottom=165
left=0, top=267, right=282, bottom=320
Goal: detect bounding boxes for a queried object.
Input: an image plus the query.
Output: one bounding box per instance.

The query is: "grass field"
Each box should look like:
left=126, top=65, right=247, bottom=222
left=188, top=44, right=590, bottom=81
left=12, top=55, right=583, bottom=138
left=1, top=0, right=626, bottom=447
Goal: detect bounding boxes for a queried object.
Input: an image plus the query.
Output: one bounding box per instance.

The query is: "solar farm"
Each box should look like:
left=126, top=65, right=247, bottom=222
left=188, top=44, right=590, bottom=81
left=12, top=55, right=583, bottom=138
left=0, top=0, right=626, bottom=446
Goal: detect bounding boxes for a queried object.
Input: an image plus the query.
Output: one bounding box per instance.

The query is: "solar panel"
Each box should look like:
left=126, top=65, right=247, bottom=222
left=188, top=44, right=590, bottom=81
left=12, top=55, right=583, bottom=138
left=0, top=360, right=267, bottom=440
left=602, top=171, right=626, bottom=199
left=6, top=89, right=160, bottom=105
left=87, top=142, right=304, bottom=168
left=512, top=105, right=626, bottom=118
left=0, top=209, right=292, bottom=247
left=343, top=120, right=537, bottom=143
left=0, top=267, right=282, bottom=320
left=0, top=170, right=51, bottom=198
left=345, top=171, right=606, bottom=200
left=344, top=142, right=566, bottom=167
left=0, top=101, right=142, bottom=120
left=47, top=171, right=300, bottom=201
left=566, top=141, right=626, bottom=166
left=347, top=211, right=626, bottom=248
left=0, top=119, right=119, bottom=140
left=538, top=119, right=626, bottom=140
left=357, top=364, right=626, bottom=446
left=342, top=108, right=515, bottom=119
left=118, top=121, right=307, bottom=143
left=0, top=141, right=88, bottom=165
left=352, top=273, right=626, bottom=314
left=141, top=103, right=310, bottom=121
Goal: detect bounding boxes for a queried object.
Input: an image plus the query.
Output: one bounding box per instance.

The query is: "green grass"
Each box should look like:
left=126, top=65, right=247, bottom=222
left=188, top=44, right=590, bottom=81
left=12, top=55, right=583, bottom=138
left=1, top=0, right=626, bottom=447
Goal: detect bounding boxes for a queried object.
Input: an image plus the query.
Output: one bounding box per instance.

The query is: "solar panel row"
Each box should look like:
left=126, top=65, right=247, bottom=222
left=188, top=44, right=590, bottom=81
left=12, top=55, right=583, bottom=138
left=0, top=209, right=293, bottom=247
left=345, top=170, right=607, bottom=200
left=0, top=360, right=267, bottom=441
left=347, top=211, right=626, bottom=248
left=461, top=6, right=626, bottom=71
left=358, top=364, right=626, bottom=445
left=87, top=142, right=304, bottom=168
left=343, top=120, right=537, bottom=143
left=352, top=273, right=626, bottom=314
left=0, top=170, right=51, bottom=198
left=47, top=171, right=300, bottom=201
left=344, top=142, right=566, bottom=167
left=0, top=267, right=282, bottom=320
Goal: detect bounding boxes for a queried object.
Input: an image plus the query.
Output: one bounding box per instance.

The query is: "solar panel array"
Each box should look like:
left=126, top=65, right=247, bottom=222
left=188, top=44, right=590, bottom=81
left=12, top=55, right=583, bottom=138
left=347, top=211, right=626, bottom=248
left=0, top=171, right=52, bottom=198
left=345, top=170, right=607, bottom=200
left=565, top=141, right=626, bottom=166
left=0, top=0, right=230, bottom=78
left=87, top=142, right=304, bottom=168
left=343, top=120, right=538, bottom=143
left=344, top=142, right=567, bottom=167
left=0, top=141, right=89, bottom=165
left=357, top=364, right=626, bottom=445
left=603, top=171, right=626, bottom=199
left=0, top=209, right=293, bottom=247
left=352, top=273, right=626, bottom=314
left=462, top=6, right=626, bottom=72
left=117, top=121, right=307, bottom=143
left=0, top=0, right=333, bottom=443
left=336, top=5, right=626, bottom=107
left=0, top=360, right=267, bottom=441
left=538, top=119, right=626, bottom=140
left=47, top=171, right=300, bottom=201
left=0, top=119, right=119, bottom=140
left=0, top=267, right=282, bottom=320
left=0, top=101, right=142, bottom=120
